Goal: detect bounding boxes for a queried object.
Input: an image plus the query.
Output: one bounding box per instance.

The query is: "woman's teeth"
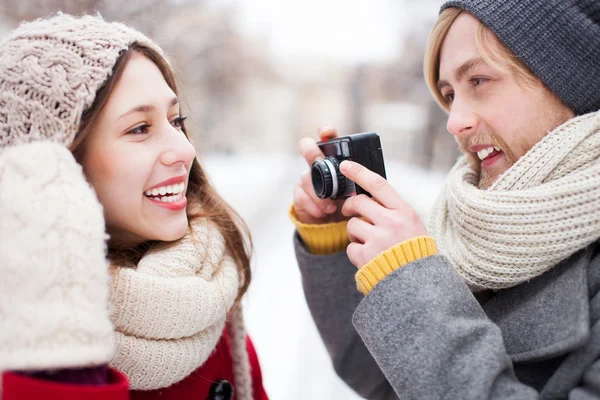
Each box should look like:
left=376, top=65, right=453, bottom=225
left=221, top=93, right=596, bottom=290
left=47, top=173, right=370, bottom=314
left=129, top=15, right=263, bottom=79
left=477, top=146, right=501, bottom=161
left=152, top=192, right=184, bottom=203
left=144, top=182, right=185, bottom=202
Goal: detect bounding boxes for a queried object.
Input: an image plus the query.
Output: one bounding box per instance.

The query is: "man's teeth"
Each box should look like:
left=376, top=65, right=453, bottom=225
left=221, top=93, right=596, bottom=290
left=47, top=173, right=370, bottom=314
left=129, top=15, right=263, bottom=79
left=144, top=182, right=185, bottom=197
left=477, top=146, right=501, bottom=161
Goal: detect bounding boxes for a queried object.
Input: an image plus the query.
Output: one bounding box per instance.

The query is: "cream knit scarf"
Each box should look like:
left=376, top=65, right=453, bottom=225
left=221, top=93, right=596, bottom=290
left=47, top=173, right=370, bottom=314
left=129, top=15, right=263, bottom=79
left=429, top=110, right=600, bottom=290
left=108, top=218, right=252, bottom=399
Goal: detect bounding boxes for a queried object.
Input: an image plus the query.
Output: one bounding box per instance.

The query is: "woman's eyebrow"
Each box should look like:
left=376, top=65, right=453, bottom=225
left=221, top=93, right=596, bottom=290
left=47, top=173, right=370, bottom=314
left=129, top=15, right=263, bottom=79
left=117, top=97, right=179, bottom=120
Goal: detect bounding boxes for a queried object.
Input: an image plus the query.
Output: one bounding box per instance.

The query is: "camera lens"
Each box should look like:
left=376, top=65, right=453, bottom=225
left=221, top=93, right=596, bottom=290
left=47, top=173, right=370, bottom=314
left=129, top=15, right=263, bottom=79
left=311, top=157, right=346, bottom=199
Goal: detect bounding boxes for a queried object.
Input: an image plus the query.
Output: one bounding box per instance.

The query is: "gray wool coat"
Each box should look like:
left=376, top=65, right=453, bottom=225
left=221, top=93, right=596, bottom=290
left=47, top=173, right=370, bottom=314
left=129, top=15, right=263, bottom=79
left=295, top=235, right=600, bottom=399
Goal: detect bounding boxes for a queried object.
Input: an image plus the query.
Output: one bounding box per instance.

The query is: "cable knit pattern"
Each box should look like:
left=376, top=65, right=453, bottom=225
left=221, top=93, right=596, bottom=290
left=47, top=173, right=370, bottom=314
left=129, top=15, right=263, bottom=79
left=429, top=111, right=600, bottom=290
left=0, top=142, right=115, bottom=371
left=109, top=219, right=252, bottom=398
left=0, top=13, right=163, bottom=148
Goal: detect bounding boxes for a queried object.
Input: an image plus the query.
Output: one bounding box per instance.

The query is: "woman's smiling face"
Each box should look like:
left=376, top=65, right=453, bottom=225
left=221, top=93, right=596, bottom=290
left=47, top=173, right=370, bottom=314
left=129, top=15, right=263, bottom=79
left=80, top=52, right=197, bottom=247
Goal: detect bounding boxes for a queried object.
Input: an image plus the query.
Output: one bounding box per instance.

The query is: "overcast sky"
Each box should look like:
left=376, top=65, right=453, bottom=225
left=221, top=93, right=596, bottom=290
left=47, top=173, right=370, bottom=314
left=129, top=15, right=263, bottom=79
left=208, top=0, right=435, bottom=64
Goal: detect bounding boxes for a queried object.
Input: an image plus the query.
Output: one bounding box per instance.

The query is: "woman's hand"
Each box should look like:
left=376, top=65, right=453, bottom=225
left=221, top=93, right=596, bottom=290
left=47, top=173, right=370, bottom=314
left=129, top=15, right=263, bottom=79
left=293, top=126, right=347, bottom=224
left=0, top=142, right=115, bottom=372
left=340, top=160, right=429, bottom=268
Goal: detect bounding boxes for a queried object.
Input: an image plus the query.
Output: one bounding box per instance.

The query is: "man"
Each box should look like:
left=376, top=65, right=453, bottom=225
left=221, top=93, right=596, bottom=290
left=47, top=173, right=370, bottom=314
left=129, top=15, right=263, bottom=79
left=290, top=0, right=600, bottom=398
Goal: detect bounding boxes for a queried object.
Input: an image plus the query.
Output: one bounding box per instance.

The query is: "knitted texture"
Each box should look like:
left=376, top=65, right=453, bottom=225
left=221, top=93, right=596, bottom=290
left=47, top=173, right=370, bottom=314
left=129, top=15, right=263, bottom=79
left=109, top=218, right=252, bottom=398
left=355, top=236, right=438, bottom=295
left=441, top=0, right=600, bottom=115
left=429, top=111, right=600, bottom=290
left=0, top=142, right=115, bottom=371
left=0, top=13, right=163, bottom=148
left=288, top=205, right=349, bottom=255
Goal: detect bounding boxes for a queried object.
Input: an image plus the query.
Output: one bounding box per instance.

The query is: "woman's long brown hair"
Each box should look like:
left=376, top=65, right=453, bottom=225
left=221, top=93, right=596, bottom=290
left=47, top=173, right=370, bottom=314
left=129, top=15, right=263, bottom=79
left=70, top=43, right=252, bottom=302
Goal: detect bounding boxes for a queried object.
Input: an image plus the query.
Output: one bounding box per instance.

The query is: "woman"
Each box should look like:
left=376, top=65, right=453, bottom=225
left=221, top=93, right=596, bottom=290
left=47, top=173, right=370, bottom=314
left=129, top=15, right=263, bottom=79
left=0, top=13, right=268, bottom=400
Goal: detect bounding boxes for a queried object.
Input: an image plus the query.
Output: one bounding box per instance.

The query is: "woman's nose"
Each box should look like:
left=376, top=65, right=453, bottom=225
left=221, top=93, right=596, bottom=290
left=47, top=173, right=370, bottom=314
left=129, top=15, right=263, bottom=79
left=160, top=128, right=197, bottom=166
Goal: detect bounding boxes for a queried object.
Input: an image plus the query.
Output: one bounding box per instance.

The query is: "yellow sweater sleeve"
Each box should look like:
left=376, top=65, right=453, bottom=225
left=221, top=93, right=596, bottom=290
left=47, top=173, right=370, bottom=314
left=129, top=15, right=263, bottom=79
left=355, top=236, right=438, bottom=295
left=288, top=205, right=349, bottom=255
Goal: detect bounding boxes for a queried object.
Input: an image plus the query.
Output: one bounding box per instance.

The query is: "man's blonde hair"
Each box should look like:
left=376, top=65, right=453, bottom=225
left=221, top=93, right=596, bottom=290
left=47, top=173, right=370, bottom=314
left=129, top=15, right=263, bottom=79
left=424, top=8, right=538, bottom=112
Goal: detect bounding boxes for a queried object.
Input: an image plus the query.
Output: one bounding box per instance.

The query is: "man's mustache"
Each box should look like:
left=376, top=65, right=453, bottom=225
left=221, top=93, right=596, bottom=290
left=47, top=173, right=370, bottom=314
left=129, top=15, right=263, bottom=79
left=459, top=132, right=504, bottom=153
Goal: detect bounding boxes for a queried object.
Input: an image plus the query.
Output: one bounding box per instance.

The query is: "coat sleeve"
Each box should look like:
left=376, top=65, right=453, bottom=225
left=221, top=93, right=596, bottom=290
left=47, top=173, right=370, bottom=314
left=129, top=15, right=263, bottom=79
left=294, top=234, right=398, bottom=400
left=1, top=368, right=129, bottom=400
left=568, top=344, right=600, bottom=399
left=352, top=254, right=600, bottom=400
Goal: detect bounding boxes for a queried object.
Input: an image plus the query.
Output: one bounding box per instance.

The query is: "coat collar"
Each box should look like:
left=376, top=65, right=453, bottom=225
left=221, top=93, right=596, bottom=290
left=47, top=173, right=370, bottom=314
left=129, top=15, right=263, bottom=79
left=482, top=246, right=593, bottom=363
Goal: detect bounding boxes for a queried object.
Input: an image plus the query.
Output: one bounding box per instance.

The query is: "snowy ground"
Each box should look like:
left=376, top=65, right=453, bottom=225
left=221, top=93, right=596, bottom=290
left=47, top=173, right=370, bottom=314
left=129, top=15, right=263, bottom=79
left=201, top=153, right=445, bottom=399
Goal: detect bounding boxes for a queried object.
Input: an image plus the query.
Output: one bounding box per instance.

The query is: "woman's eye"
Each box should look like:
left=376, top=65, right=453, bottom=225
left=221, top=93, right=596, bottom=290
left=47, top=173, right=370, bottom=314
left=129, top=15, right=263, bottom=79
left=171, top=116, right=187, bottom=130
left=443, top=92, right=455, bottom=103
left=127, top=124, right=151, bottom=135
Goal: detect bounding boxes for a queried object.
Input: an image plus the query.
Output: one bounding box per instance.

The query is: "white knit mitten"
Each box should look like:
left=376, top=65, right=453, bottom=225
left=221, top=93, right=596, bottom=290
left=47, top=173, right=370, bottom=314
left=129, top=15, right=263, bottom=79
left=0, top=142, right=115, bottom=372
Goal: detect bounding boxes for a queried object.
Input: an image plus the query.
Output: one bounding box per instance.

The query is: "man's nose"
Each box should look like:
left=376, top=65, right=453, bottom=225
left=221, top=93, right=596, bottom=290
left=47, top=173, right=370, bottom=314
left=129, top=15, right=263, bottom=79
left=446, top=97, right=478, bottom=138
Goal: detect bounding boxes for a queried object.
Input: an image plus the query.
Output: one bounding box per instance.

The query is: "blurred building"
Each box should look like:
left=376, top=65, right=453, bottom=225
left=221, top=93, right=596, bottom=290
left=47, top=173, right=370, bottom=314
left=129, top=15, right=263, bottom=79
left=280, top=58, right=354, bottom=145
left=347, top=0, right=459, bottom=172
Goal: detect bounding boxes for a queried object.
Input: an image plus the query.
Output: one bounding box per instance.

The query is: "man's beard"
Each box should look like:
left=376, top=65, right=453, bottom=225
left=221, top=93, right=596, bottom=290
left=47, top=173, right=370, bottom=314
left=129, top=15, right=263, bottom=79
left=459, top=131, right=522, bottom=189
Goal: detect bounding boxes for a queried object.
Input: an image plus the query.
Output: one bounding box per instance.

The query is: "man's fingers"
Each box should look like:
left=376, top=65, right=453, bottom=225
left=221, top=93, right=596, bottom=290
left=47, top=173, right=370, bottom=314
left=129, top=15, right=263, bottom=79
left=342, top=194, right=388, bottom=225
left=340, top=160, right=409, bottom=210
left=298, top=125, right=339, bottom=167
left=298, top=137, right=324, bottom=167
left=301, top=170, right=337, bottom=213
left=346, top=217, right=376, bottom=244
left=294, top=186, right=327, bottom=219
left=346, top=242, right=365, bottom=268
left=317, top=125, right=339, bottom=142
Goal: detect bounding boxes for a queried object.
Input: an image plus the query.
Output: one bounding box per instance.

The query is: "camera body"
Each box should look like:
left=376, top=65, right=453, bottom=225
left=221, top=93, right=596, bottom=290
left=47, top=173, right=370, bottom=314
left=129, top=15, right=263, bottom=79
left=311, top=132, right=386, bottom=199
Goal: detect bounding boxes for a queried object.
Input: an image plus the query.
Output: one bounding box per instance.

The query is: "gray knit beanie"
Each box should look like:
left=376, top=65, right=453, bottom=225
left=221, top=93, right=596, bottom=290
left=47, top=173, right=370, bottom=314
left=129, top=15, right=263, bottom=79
left=441, top=0, right=600, bottom=115
left=0, top=13, right=164, bottom=148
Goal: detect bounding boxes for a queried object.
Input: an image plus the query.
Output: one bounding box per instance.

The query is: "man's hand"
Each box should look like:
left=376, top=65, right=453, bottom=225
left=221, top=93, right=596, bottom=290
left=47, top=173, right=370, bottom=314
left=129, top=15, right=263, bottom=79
left=340, top=160, right=429, bottom=268
left=293, top=126, right=347, bottom=224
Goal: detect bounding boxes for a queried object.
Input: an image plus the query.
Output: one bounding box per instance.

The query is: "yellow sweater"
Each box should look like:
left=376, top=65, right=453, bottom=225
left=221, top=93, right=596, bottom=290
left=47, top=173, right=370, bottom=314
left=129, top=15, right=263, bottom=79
left=289, top=205, right=438, bottom=295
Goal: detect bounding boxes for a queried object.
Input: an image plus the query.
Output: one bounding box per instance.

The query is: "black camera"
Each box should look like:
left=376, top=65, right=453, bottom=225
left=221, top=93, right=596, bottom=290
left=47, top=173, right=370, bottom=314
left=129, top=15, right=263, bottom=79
left=311, top=132, right=387, bottom=199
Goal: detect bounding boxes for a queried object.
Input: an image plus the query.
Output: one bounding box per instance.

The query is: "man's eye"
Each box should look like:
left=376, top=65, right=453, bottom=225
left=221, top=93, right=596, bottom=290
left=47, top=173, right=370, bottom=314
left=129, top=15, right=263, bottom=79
left=171, top=116, right=187, bottom=130
left=127, top=124, right=151, bottom=135
left=471, top=77, right=489, bottom=87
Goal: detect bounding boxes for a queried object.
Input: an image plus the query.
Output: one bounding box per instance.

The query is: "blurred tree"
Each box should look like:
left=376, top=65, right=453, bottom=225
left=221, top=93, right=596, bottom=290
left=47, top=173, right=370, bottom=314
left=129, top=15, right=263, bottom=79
left=158, top=5, right=279, bottom=153
left=0, top=0, right=100, bottom=21
left=159, top=6, right=245, bottom=152
left=0, top=0, right=197, bottom=24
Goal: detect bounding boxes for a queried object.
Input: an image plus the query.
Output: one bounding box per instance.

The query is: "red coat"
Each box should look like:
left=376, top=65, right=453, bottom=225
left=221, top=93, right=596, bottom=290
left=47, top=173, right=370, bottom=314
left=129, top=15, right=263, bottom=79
left=2, top=333, right=268, bottom=400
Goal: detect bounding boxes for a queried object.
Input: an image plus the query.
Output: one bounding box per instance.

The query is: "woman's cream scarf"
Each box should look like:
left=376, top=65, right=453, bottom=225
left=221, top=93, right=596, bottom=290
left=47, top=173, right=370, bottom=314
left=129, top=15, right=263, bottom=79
left=429, top=111, right=600, bottom=290
left=108, top=218, right=252, bottom=399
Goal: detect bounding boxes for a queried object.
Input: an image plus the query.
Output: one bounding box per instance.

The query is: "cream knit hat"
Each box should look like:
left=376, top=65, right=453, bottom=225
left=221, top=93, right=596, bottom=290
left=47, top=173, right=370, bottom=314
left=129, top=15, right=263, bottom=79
left=0, top=13, right=164, bottom=148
